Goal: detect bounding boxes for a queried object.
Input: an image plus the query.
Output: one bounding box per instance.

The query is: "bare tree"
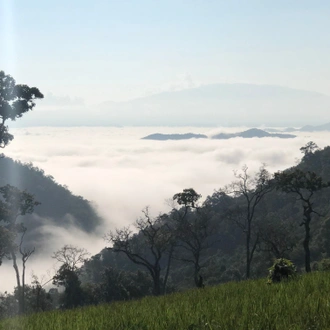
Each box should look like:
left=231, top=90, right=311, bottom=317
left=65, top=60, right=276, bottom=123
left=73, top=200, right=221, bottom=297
left=52, top=245, right=90, bottom=272
left=105, top=208, right=173, bottom=296
left=223, top=164, right=274, bottom=279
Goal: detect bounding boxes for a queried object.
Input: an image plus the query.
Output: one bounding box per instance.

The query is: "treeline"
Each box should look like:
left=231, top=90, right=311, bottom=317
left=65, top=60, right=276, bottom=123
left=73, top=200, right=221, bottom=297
left=2, top=142, right=330, bottom=318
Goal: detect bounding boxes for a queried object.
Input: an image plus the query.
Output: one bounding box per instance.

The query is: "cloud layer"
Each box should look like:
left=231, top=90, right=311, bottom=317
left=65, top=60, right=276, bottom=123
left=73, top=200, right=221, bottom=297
left=2, top=126, right=330, bottom=292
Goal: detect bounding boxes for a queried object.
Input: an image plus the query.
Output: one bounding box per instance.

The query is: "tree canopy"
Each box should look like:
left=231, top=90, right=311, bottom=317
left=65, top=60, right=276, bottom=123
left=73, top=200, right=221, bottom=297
left=0, top=70, right=43, bottom=148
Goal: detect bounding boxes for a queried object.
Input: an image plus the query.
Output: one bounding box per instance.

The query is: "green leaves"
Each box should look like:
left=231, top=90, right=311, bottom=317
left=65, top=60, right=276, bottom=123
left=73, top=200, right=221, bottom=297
left=0, top=70, right=43, bottom=148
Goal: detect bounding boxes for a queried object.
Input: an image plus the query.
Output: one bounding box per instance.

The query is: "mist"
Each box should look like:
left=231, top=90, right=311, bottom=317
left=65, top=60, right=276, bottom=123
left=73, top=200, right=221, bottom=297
left=1, top=126, right=330, bottom=292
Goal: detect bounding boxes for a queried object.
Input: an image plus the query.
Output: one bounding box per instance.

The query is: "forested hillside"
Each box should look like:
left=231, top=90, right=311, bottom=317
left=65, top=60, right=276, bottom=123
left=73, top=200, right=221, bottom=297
left=0, top=156, right=102, bottom=239
left=78, top=144, right=330, bottom=304
left=2, top=143, right=328, bottom=316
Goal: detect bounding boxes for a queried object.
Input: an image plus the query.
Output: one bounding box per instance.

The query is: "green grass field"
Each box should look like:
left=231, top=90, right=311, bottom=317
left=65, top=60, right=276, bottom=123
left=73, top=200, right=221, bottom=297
left=1, top=272, right=330, bottom=330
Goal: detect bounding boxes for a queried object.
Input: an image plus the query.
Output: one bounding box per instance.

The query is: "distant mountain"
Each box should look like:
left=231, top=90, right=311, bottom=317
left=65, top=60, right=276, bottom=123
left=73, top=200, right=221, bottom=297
left=265, top=122, right=330, bottom=133
left=95, top=84, right=330, bottom=127
left=0, top=156, right=102, bottom=248
left=12, top=83, right=330, bottom=127
left=212, top=128, right=296, bottom=139
left=142, top=133, right=207, bottom=141
left=300, top=122, right=330, bottom=132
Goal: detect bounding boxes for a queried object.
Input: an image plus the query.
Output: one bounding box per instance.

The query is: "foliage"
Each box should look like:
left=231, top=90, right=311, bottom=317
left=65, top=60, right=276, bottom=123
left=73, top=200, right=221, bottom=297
left=52, top=245, right=90, bottom=309
left=0, top=70, right=43, bottom=148
left=300, top=141, right=319, bottom=156
left=268, top=258, right=297, bottom=284
left=53, top=264, right=84, bottom=309
left=275, top=168, right=330, bottom=272
left=313, top=258, right=330, bottom=271
left=173, top=188, right=201, bottom=208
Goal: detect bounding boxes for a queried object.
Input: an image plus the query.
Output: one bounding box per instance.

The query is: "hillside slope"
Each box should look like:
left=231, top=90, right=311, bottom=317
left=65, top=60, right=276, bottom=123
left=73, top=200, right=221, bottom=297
left=1, top=272, right=329, bottom=330
left=0, top=156, right=102, bottom=245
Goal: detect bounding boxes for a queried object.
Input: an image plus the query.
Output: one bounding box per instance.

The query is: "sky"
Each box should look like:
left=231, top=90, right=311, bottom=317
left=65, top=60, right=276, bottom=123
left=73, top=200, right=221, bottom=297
left=1, top=126, right=330, bottom=291
left=1, top=0, right=330, bottom=107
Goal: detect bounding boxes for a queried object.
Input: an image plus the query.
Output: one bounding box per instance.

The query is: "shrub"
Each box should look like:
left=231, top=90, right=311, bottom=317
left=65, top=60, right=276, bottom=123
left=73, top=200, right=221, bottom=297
left=313, top=258, right=330, bottom=271
left=268, top=258, right=296, bottom=284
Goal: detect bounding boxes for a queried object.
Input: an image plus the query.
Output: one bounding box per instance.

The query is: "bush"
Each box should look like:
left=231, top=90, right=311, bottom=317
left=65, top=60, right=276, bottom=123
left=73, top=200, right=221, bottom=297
left=313, top=258, right=330, bottom=271
left=268, top=258, right=296, bottom=284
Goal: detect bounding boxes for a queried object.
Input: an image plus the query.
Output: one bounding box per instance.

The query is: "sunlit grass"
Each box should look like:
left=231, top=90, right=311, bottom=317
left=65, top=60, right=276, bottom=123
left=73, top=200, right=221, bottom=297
left=1, top=272, right=330, bottom=329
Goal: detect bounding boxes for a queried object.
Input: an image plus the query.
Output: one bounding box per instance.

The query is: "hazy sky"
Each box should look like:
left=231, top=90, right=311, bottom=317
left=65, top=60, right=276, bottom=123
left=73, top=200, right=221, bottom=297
left=1, top=0, right=330, bottom=106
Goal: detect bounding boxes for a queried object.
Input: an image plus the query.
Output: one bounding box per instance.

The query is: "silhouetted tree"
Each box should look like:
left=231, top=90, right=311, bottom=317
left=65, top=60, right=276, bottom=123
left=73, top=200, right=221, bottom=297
left=53, top=264, right=84, bottom=309
left=52, top=245, right=90, bottom=272
left=275, top=169, right=329, bottom=272
left=223, top=165, right=274, bottom=279
left=0, top=71, right=42, bottom=313
left=300, top=141, right=319, bottom=157
left=0, top=184, right=39, bottom=314
left=52, top=245, right=90, bottom=309
left=170, top=188, right=217, bottom=287
left=105, top=208, right=173, bottom=296
left=0, top=70, right=43, bottom=148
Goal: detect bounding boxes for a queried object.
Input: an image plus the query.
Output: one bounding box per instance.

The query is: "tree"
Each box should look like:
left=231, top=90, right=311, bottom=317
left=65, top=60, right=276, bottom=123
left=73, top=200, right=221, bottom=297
left=171, top=188, right=217, bottom=287
left=52, top=245, right=90, bottom=309
left=275, top=169, right=329, bottom=272
left=105, top=208, right=173, bottom=296
left=0, top=70, right=43, bottom=148
left=0, top=184, right=39, bottom=314
left=173, top=188, right=201, bottom=209
left=0, top=71, right=42, bottom=314
left=257, top=214, right=297, bottom=259
left=223, top=165, right=274, bottom=279
left=300, top=141, right=319, bottom=157
left=52, top=264, right=84, bottom=309
left=52, top=245, right=90, bottom=272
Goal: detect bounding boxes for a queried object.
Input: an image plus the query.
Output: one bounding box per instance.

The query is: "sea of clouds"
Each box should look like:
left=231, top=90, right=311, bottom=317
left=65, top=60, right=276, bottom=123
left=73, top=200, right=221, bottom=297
left=1, top=126, right=330, bottom=292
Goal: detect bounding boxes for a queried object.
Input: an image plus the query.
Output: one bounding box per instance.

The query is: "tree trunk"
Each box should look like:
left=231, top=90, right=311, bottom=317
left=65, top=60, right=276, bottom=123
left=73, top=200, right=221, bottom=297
left=303, top=219, right=311, bottom=273
left=194, top=267, right=199, bottom=287
left=246, top=230, right=251, bottom=279
left=153, top=266, right=161, bottom=296
left=21, top=257, right=26, bottom=314
left=163, top=245, right=173, bottom=294
left=11, top=251, right=24, bottom=314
